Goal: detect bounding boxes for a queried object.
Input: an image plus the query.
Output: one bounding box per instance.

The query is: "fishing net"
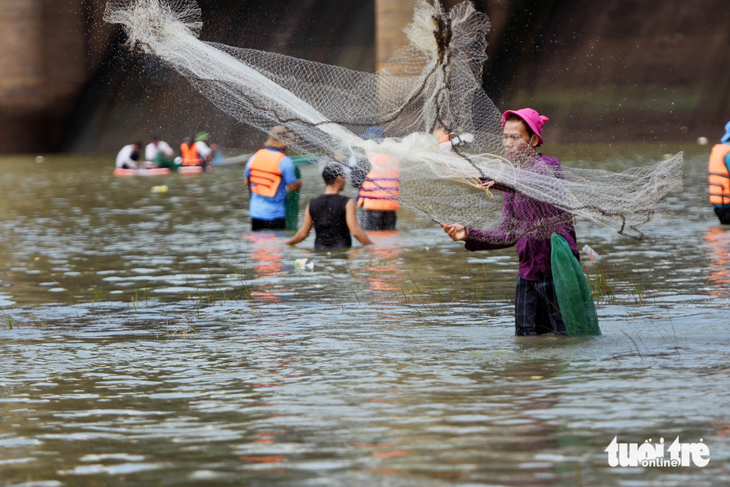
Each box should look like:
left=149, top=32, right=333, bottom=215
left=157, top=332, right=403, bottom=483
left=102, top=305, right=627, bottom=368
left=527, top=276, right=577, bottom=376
left=104, top=0, right=683, bottom=243
left=550, top=234, right=601, bottom=336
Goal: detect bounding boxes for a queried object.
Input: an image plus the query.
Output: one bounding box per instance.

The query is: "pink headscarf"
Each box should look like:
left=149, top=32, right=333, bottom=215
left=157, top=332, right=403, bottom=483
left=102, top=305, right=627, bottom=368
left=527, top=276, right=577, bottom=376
left=501, top=108, right=550, bottom=146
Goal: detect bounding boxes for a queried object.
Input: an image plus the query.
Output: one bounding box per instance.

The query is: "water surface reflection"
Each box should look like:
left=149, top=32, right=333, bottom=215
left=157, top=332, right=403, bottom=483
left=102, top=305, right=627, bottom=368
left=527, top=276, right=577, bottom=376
left=0, top=147, right=728, bottom=486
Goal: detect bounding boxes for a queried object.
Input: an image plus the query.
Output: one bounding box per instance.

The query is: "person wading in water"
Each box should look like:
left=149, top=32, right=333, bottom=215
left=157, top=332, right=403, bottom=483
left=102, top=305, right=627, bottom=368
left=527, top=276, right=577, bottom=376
left=244, top=126, right=303, bottom=231
left=286, top=162, right=372, bottom=249
left=441, top=108, right=579, bottom=336
left=708, top=121, right=730, bottom=224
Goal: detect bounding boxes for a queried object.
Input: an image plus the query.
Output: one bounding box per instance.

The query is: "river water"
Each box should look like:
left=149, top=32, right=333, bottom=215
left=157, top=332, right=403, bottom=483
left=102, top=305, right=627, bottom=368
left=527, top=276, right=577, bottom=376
left=0, top=144, right=728, bottom=486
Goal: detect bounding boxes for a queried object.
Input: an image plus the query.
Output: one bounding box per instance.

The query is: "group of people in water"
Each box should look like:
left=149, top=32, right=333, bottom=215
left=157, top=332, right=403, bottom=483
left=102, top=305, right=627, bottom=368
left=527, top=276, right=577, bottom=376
left=243, top=125, right=400, bottom=239
left=113, top=111, right=730, bottom=338
left=246, top=108, right=580, bottom=336
left=115, top=132, right=217, bottom=172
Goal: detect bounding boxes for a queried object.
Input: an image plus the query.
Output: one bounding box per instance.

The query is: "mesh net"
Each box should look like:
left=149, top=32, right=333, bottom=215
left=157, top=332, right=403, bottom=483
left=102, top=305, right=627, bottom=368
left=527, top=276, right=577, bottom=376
left=104, top=0, right=684, bottom=243
left=551, top=234, right=601, bottom=336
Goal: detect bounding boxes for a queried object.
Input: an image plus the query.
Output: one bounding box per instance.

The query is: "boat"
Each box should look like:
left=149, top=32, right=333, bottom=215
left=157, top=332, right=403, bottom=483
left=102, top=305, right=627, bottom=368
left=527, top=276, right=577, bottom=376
left=178, top=166, right=205, bottom=175
left=210, top=153, right=250, bottom=167
left=290, top=154, right=319, bottom=166
left=113, top=153, right=317, bottom=177
left=113, top=165, right=207, bottom=177
left=209, top=153, right=318, bottom=168
left=114, top=167, right=171, bottom=177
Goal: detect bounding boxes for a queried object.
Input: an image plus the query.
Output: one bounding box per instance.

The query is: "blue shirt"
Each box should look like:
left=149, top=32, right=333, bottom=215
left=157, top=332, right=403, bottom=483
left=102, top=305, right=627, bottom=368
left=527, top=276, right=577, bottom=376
left=244, top=148, right=297, bottom=220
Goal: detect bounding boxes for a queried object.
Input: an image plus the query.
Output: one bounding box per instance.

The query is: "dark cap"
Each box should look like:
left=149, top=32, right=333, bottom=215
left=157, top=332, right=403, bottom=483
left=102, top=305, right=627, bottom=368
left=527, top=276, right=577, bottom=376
left=322, top=162, right=345, bottom=184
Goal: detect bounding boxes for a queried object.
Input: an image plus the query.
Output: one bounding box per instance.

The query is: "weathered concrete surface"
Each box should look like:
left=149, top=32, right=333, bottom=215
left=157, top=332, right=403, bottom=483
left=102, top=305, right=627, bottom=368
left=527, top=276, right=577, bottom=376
left=375, top=0, right=414, bottom=72
left=375, top=0, right=730, bottom=143
left=0, top=0, right=115, bottom=153
left=1, top=0, right=729, bottom=153
left=484, top=0, right=730, bottom=143
left=61, top=0, right=376, bottom=154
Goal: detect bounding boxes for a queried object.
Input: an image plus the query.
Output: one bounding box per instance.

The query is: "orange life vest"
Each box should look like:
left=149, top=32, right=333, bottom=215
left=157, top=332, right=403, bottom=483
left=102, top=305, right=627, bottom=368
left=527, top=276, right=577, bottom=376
left=248, top=149, right=286, bottom=198
left=434, top=128, right=451, bottom=144
left=180, top=142, right=201, bottom=166
left=709, top=144, right=730, bottom=206
left=358, top=153, right=400, bottom=211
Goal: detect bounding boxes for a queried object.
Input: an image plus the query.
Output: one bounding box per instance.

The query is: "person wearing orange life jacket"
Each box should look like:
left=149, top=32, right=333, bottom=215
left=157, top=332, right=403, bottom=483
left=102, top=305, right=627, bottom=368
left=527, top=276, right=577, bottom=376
left=434, top=127, right=451, bottom=144
left=243, top=126, right=302, bottom=231
left=180, top=137, right=201, bottom=166
left=434, top=127, right=475, bottom=151
left=434, top=127, right=454, bottom=152
left=709, top=121, right=730, bottom=224
left=357, top=126, right=400, bottom=231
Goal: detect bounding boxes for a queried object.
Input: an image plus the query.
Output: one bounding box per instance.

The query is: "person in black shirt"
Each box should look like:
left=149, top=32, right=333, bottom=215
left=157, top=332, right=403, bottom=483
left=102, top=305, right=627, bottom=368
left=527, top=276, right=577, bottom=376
left=285, top=163, right=373, bottom=249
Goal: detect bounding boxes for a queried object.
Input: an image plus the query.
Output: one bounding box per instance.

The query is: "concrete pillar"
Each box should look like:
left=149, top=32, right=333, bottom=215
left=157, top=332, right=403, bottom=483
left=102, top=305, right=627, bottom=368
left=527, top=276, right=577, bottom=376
left=0, top=0, right=46, bottom=114
left=0, top=0, right=87, bottom=153
left=42, top=0, right=87, bottom=109
left=375, top=0, right=415, bottom=72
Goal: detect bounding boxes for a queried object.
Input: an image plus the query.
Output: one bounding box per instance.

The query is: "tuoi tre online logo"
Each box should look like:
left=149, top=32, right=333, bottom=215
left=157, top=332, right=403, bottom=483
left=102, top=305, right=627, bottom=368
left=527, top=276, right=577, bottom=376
left=606, top=436, right=710, bottom=468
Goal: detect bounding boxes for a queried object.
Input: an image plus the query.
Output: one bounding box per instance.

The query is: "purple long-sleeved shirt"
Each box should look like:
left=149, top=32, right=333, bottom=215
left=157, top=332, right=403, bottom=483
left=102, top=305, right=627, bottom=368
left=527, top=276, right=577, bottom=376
left=464, top=154, right=579, bottom=281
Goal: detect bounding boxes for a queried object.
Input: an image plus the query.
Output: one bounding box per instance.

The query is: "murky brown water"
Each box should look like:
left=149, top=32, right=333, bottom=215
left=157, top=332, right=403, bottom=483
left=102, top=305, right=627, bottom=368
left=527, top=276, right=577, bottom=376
left=0, top=144, right=728, bottom=486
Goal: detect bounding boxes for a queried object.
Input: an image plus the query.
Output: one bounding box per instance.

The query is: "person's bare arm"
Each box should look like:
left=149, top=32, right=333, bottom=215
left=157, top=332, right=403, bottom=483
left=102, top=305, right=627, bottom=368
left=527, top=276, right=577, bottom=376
left=287, top=178, right=302, bottom=192
left=243, top=176, right=250, bottom=187
left=345, top=199, right=373, bottom=246
left=440, top=222, right=467, bottom=241
left=442, top=222, right=515, bottom=251
left=284, top=204, right=313, bottom=245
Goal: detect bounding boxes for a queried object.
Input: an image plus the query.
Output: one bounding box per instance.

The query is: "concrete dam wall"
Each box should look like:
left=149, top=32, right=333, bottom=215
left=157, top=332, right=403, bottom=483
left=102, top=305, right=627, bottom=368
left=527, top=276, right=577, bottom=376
left=0, top=0, right=728, bottom=154
left=0, top=0, right=114, bottom=153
